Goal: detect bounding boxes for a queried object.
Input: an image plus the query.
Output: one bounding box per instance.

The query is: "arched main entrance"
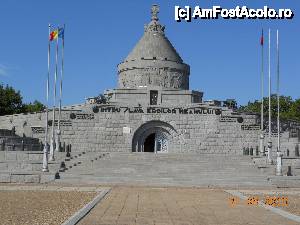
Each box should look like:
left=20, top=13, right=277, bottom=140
left=132, top=120, right=176, bottom=153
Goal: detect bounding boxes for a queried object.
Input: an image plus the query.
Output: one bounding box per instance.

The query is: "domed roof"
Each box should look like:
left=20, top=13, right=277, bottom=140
left=124, top=5, right=183, bottom=63
left=117, top=5, right=190, bottom=90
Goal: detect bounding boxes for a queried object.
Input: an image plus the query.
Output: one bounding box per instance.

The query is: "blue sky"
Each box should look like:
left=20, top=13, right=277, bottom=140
left=0, top=0, right=299, bottom=106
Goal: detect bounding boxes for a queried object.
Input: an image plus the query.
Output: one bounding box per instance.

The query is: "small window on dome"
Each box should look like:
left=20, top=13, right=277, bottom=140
left=150, top=90, right=158, bottom=105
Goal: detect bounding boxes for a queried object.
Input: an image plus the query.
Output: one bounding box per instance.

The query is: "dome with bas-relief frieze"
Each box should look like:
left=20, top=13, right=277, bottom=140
left=117, top=4, right=190, bottom=90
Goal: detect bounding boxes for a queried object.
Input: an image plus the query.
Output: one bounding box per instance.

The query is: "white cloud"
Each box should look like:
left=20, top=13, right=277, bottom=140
left=0, top=64, right=8, bottom=76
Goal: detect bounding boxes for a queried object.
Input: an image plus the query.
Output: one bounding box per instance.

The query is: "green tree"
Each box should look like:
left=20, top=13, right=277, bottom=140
left=239, top=95, right=300, bottom=122
left=238, top=100, right=260, bottom=114
left=289, top=99, right=300, bottom=121
left=0, top=84, right=45, bottom=116
left=24, top=100, right=45, bottom=113
left=0, top=84, right=24, bottom=115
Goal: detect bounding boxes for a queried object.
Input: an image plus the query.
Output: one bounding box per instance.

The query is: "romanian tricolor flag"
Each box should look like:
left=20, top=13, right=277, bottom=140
left=49, top=29, right=58, bottom=41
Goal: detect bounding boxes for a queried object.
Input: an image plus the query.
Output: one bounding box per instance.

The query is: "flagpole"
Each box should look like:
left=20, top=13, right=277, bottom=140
left=276, top=29, right=283, bottom=175
left=259, top=29, right=265, bottom=156
left=267, top=28, right=272, bottom=164
left=277, top=29, right=280, bottom=152
left=42, top=24, right=51, bottom=172
left=57, top=24, right=65, bottom=152
left=50, top=28, right=59, bottom=161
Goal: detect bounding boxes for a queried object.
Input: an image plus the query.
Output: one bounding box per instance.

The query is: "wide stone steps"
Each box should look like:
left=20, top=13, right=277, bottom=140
left=58, top=175, right=271, bottom=188
left=59, top=151, right=109, bottom=173
left=0, top=151, right=65, bottom=183
left=57, top=153, right=273, bottom=187
left=0, top=160, right=61, bottom=172
left=0, top=171, right=56, bottom=183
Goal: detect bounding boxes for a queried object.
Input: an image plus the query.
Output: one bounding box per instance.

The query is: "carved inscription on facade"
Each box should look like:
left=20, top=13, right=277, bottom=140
left=93, top=105, right=221, bottom=115
left=70, top=113, right=95, bottom=120
left=48, top=120, right=72, bottom=127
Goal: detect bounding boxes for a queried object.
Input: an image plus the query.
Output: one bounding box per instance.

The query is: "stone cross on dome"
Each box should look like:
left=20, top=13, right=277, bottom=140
left=151, top=4, right=159, bottom=21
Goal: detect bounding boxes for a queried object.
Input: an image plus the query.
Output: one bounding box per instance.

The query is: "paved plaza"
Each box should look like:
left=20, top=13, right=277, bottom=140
left=1, top=185, right=300, bottom=225
left=78, top=186, right=300, bottom=225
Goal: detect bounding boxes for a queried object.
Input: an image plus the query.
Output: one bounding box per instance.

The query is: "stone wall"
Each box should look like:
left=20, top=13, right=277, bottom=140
left=0, top=103, right=298, bottom=155
left=105, top=88, right=203, bottom=105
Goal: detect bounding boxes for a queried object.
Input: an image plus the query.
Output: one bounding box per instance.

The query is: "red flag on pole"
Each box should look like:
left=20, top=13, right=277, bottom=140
left=260, top=29, right=264, bottom=46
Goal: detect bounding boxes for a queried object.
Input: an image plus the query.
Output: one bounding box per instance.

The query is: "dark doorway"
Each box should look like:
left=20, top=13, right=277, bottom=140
left=144, top=133, right=155, bottom=152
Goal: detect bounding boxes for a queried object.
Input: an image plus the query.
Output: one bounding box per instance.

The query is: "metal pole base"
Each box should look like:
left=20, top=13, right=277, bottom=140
left=42, top=144, right=49, bottom=172
left=259, top=134, right=265, bottom=156
left=49, top=138, right=55, bottom=161
left=55, top=130, right=61, bottom=152
left=42, top=168, right=49, bottom=172
left=276, top=152, right=283, bottom=176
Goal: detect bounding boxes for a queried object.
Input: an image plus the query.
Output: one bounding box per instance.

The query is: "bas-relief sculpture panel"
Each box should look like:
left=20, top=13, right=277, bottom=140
left=119, top=67, right=189, bottom=89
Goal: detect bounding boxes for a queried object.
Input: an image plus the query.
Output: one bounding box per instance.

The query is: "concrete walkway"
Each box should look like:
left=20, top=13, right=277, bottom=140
left=78, top=187, right=300, bottom=225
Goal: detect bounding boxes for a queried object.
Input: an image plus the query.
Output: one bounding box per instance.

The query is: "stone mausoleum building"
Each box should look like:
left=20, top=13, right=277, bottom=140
left=0, top=5, right=299, bottom=158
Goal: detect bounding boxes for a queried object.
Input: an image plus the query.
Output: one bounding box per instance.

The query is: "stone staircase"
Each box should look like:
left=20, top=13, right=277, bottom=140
left=252, top=156, right=300, bottom=187
left=0, top=151, right=64, bottom=183
left=56, top=153, right=275, bottom=188
left=0, top=145, right=107, bottom=183
left=58, top=151, right=109, bottom=173
left=2, top=146, right=299, bottom=187
left=0, top=128, right=92, bottom=183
